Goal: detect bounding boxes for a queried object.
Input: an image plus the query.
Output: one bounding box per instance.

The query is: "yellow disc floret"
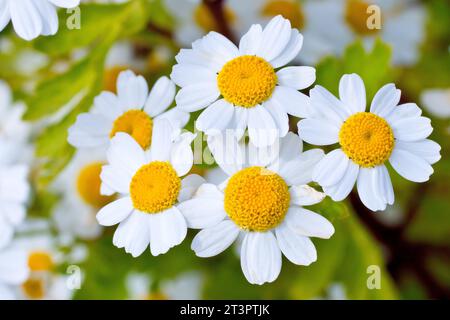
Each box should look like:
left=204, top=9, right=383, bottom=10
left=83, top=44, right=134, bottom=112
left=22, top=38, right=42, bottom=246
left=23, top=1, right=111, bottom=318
left=339, top=112, right=395, bottom=168
left=345, top=0, right=381, bottom=36
left=130, top=161, right=181, bottom=213
left=261, top=0, right=305, bottom=29
left=217, top=55, right=277, bottom=108
left=110, top=110, right=153, bottom=150
left=224, top=166, right=290, bottom=232
left=28, top=251, right=53, bottom=272
left=77, top=162, right=115, bottom=208
left=22, top=278, right=45, bottom=299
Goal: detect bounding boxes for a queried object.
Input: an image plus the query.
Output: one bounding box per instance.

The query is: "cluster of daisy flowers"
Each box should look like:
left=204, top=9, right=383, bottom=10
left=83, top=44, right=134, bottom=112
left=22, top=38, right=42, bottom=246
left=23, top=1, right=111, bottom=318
left=62, top=15, right=441, bottom=285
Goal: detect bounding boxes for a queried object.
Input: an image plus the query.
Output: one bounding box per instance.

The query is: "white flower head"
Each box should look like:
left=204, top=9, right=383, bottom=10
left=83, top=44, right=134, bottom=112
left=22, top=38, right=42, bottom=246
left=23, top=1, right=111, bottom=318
left=171, top=15, right=315, bottom=148
left=0, top=0, right=80, bottom=41
left=421, top=88, right=450, bottom=119
left=96, top=119, right=200, bottom=257
left=178, top=133, right=334, bottom=285
left=298, top=73, right=441, bottom=211
left=52, top=149, right=114, bottom=242
left=68, top=70, right=189, bottom=150
left=0, top=247, right=29, bottom=299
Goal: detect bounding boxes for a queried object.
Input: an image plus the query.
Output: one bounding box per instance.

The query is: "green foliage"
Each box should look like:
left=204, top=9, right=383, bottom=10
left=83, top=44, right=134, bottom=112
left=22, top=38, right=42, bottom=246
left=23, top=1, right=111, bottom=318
left=316, top=39, right=393, bottom=101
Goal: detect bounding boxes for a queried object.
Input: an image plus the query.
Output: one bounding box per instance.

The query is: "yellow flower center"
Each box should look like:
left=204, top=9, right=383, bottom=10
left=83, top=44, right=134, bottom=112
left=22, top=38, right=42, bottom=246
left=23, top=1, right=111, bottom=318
left=224, top=166, right=290, bottom=232
left=77, top=162, right=115, bottom=208
left=22, top=278, right=45, bottom=300
left=103, top=66, right=129, bottom=93
left=217, top=55, right=277, bottom=108
left=130, top=161, right=181, bottom=213
left=28, top=251, right=53, bottom=272
left=110, top=109, right=153, bottom=150
left=345, top=0, right=381, bottom=36
left=261, top=0, right=305, bottom=29
left=339, top=112, right=395, bottom=168
left=194, top=3, right=236, bottom=32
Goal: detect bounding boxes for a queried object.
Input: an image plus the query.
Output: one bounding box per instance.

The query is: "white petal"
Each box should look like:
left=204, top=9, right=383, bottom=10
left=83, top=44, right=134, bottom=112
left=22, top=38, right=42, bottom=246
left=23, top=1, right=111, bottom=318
left=240, top=232, right=282, bottom=285
left=34, top=0, right=58, bottom=36
left=275, top=223, right=317, bottom=265
left=284, top=207, right=335, bottom=239
left=357, top=168, right=387, bottom=211
left=9, top=0, right=43, bottom=41
left=271, top=86, right=312, bottom=118
left=228, top=106, right=249, bottom=141
left=239, top=24, right=262, bottom=55
left=258, top=15, right=292, bottom=62
left=247, top=105, right=278, bottom=147
left=67, top=113, right=111, bottom=148
left=148, top=207, right=187, bottom=256
left=313, top=149, right=349, bottom=187
left=196, top=99, right=234, bottom=135
left=155, top=108, right=189, bottom=130
left=395, top=140, right=441, bottom=164
left=48, top=0, right=80, bottom=8
left=297, top=118, right=340, bottom=146
left=100, top=164, right=131, bottom=195
left=323, top=162, right=359, bottom=201
left=391, top=116, right=433, bottom=141
left=93, top=91, right=122, bottom=121
left=175, top=83, right=220, bottom=112
left=374, top=165, right=394, bottom=206
left=0, top=202, right=26, bottom=226
left=170, top=64, right=216, bottom=88
left=96, top=197, right=133, bottom=226
left=270, top=29, right=303, bottom=68
left=150, top=119, right=174, bottom=161
left=389, top=147, right=434, bottom=183
left=207, top=134, right=246, bottom=176
left=113, top=211, right=150, bottom=257
left=289, top=185, right=325, bottom=206
left=117, top=71, right=148, bottom=111
left=0, top=248, right=28, bottom=284
left=277, top=149, right=324, bottom=185
left=278, top=132, right=303, bottom=163
left=276, top=66, right=316, bottom=90
left=170, top=132, right=195, bottom=176
left=191, top=220, right=240, bottom=257
left=178, top=174, right=206, bottom=202
left=339, top=74, right=366, bottom=114
left=370, top=84, right=401, bottom=118
left=0, top=1, right=11, bottom=33
left=0, top=218, right=13, bottom=249
left=144, top=76, right=176, bottom=117
left=202, top=31, right=239, bottom=63
left=264, top=99, right=289, bottom=138
left=107, top=132, right=146, bottom=176
left=310, top=85, right=348, bottom=124
left=177, top=197, right=226, bottom=229
left=386, top=103, right=422, bottom=125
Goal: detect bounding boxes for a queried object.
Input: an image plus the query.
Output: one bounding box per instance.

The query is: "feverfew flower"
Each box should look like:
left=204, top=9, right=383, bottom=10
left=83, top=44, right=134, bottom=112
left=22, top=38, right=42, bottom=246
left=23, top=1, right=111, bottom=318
left=178, top=133, right=334, bottom=285
left=171, top=15, right=315, bottom=147
left=68, top=71, right=189, bottom=150
left=96, top=120, right=199, bottom=257
left=298, top=73, right=441, bottom=211
left=0, top=247, right=29, bottom=299
left=0, top=0, right=80, bottom=41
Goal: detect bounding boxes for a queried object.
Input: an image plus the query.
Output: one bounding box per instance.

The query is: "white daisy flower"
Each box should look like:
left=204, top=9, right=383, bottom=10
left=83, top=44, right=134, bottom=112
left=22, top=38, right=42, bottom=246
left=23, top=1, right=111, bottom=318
left=68, top=71, right=189, bottom=150
left=4, top=234, right=73, bottom=300
left=421, top=88, right=450, bottom=119
left=0, top=0, right=80, bottom=41
left=298, top=73, right=441, bottom=211
left=96, top=120, right=200, bottom=257
left=126, top=271, right=203, bottom=300
left=300, top=0, right=426, bottom=65
left=178, top=133, right=334, bottom=285
left=171, top=15, right=315, bottom=147
left=0, top=247, right=29, bottom=300
left=51, top=149, right=115, bottom=243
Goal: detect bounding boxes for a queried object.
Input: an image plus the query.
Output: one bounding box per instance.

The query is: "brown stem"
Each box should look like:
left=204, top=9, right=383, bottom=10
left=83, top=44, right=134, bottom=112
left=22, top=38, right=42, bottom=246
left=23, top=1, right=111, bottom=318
left=202, top=0, right=237, bottom=44
left=147, top=21, right=173, bottom=39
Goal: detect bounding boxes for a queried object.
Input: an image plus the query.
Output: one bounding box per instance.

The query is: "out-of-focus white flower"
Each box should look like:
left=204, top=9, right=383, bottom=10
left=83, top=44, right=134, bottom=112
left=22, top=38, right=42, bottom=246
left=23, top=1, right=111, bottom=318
left=421, top=88, right=450, bottom=119
left=0, top=0, right=80, bottom=41
left=0, top=246, right=29, bottom=300
left=126, top=271, right=203, bottom=300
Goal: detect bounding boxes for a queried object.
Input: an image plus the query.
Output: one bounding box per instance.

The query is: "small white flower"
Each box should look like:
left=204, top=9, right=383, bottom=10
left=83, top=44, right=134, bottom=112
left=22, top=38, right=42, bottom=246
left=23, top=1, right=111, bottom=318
left=0, top=247, right=29, bottom=300
left=421, top=88, right=450, bottom=119
left=298, top=73, right=441, bottom=211
left=171, top=15, right=315, bottom=147
left=52, top=149, right=114, bottom=242
left=178, top=133, right=334, bottom=285
left=126, top=271, right=203, bottom=300
left=96, top=120, right=200, bottom=257
left=68, top=70, right=189, bottom=150
left=0, top=0, right=80, bottom=41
